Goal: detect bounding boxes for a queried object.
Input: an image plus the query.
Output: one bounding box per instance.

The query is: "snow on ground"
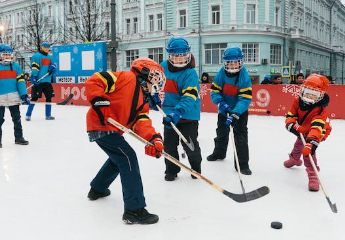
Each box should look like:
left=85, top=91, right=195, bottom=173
left=0, top=104, right=344, bottom=240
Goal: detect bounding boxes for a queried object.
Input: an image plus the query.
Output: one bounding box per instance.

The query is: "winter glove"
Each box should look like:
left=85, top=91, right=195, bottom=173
left=226, top=113, right=240, bottom=128
left=91, top=96, right=111, bottom=126
left=30, top=76, right=39, bottom=86
left=48, top=63, right=57, bottom=75
left=149, top=93, right=161, bottom=111
left=218, top=101, right=232, bottom=117
left=286, top=122, right=308, bottom=137
left=145, top=134, right=164, bottom=158
left=21, top=94, right=30, bottom=105
left=163, top=109, right=183, bottom=129
left=302, top=138, right=319, bottom=156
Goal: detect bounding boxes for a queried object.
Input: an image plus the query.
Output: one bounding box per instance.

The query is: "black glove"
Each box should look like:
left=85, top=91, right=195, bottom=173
left=91, top=97, right=111, bottom=126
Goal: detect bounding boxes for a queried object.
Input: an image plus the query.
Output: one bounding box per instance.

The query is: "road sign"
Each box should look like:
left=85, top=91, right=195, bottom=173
left=281, top=66, right=291, bottom=77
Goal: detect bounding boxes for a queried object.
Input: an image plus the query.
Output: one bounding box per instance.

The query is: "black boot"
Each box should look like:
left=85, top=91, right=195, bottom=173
left=87, top=188, right=111, bottom=200
left=164, top=173, right=177, bottom=181
left=123, top=208, right=159, bottom=224
left=15, top=137, right=29, bottom=145
left=207, top=153, right=225, bottom=161
left=0, top=142, right=2, bottom=148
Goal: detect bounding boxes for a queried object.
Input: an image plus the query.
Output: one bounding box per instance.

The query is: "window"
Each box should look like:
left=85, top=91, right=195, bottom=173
left=270, top=44, right=282, bottom=65
left=274, top=7, right=280, bottom=26
left=148, top=48, right=163, bottom=63
left=179, top=9, right=186, bottom=28
left=157, top=14, right=163, bottom=31
left=149, top=15, right=154, bottom=32
left=126, top=19, right=130, bottom=35
left=204, top=43, right=227, bottom=64
left=246, top=4, right=256, bottom=24
left=126, top=50, right=139, bottom=68
left=211, top=5, right=220, bottom=25
left=133, top=17, right=138, bottom=34
left=242, top=43, right=259, bottom=63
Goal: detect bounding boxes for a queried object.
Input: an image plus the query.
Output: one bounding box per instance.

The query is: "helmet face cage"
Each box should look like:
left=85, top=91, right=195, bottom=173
left=148, top=68, right=166, bottom=94
left=223, top=59, right=243, bottom=73
left=0, top=51, right=13, bottom=65
left=300, top=85, right=324, bottom=105
left=168, top=52, right=191, bottom=68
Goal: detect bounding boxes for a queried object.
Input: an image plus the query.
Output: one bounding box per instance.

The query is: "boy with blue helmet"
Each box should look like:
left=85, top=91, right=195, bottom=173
left=207, top=46, right=253, bottom=175
left=160, top=36, right=202, bottom=181
left=0, top=44, right=30, bottom=147
left=25, top=41, right=56, bottom=121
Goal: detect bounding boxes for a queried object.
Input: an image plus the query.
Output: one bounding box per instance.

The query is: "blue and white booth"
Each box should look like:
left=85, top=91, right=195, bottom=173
left=52, top=42, right=107, bottom=84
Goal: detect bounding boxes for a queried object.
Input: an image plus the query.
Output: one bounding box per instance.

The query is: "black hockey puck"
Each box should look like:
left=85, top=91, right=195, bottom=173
left=271, top=221, right=283, bottom=229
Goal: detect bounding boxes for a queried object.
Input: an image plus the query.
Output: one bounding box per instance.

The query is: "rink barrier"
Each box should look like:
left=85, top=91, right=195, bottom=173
left=26, top=83, right=345, bottom=119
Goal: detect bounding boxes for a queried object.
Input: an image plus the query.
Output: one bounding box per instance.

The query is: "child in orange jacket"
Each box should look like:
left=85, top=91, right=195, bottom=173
left=284, top=74, right=331, bottom=191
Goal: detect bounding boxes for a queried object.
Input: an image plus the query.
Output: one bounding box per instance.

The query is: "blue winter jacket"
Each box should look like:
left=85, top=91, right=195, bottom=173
left=0, top=62, right=26, bottom=96
left=161, top=60, right=201, bottom=121
left=31, top=51, right=53, bottom=83
left=210, top=66, right=252, bottom=115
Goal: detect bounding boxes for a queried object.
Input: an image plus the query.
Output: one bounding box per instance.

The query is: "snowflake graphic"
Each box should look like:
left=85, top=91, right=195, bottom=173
left=282, top=84, right=301, bottom=98
left=54, top=48, right=58, bottom=53
left=199, top=84, right=209, bottom=99
left=96, top=49, right=103, bottom=61
left=71, top=58, right=74, bottom=62
left=73, top=46, right=79, bottom=54
left=99, top=67, right=104, bottom=72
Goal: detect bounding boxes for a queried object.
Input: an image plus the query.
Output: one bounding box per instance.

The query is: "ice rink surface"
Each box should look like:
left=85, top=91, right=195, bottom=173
left=0, top=104, right=344, bottom=240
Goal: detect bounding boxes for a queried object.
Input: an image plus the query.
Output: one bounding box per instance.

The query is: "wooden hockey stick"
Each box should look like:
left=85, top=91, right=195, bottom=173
left=107, top=117, right=270, bottom=203
left=300, top=133, right=337, bottom=213
left=26, top=72, right=50, bottom=90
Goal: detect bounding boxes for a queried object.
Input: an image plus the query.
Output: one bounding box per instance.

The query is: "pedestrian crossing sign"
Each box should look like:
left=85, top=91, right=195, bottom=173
left=281, top=66, right=290, bottom=77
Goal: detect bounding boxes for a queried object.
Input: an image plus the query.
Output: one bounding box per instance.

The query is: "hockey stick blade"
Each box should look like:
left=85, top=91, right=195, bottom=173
left=326, top=197, right=338, bottom=213
left=57, top=94, right=74, bottom=105
left=223, top=186, right=270, bottom=203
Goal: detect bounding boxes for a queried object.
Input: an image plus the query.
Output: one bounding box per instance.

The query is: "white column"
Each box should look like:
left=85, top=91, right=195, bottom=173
left=265, top=0, right=270, bottom=24
left=230, top=0, right=237, bottom=25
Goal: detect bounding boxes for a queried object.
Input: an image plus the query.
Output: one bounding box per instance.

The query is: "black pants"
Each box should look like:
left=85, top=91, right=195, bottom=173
left=0, top=105, right=24, bottom=141
left=31, top=82, right=55, bottom=101
left=164, top=121, right=202, bottom=175
left=212, top=111, right=250, bottom=169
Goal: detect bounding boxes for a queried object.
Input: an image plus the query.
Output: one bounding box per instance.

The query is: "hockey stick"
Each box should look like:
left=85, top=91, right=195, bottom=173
left=107, top=117, right=270, bottom=203
left=0, top=93, right=74, bottom=106
left=155, top=104, right=195, bottom=151
left=229, top=125, right=246, bottom=194
left=26, top=72, right=50, bottom=90
left=300, top=133, right=337, bottom=213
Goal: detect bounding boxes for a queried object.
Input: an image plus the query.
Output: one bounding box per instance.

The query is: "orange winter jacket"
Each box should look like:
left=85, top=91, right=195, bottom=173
left=285, top=97, right=331, bottom=142
left=85, top=70, right=159, bottom=142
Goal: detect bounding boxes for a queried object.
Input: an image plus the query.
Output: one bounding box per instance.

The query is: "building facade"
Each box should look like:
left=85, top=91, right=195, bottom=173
left=1, top=0, right=345, bottom=84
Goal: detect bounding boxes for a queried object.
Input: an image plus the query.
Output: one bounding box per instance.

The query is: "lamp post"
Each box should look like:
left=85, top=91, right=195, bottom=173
left=0, top=25, right=4, bottom=43
left=110, top=0, right=118, bottom=71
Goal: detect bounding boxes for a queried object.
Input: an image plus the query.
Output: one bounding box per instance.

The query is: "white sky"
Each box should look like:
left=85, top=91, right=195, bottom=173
left=0, top=104, right=344, bottom=240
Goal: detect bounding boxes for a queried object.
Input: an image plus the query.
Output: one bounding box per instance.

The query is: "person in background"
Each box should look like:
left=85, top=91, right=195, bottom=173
left=23, top=73, right=30, bottom=82
left=200, top=72, right=210, bottom=84
left=284, top=74, right=331, bottom=191
left=0, top=44, right=30, bottom=148
left=160, top=36, right=202, bottom=181
left=296, top=73, right=304, bottom=84
left=272, top=75, right=282, bottom=84
left=85, top=58, right=165, bottom=225
left=261, top=74, right=271, bottom=84
left=25, top=42, right=56, bottom=121
left=207, top=46, right=253, bottom=175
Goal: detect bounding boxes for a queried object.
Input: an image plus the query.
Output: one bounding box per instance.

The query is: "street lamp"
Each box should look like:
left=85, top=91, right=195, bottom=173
left=0, top=25, right=4, bottom=43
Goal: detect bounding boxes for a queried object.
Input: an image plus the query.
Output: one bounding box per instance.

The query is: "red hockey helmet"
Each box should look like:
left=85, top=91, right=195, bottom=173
left=131, top=58, right=165, bottom=93
left=300, top=74, right=329, bottom=104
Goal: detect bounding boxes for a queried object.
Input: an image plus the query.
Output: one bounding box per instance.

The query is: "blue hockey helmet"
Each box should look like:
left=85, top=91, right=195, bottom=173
left=166, top=36, right=191, bottom=67
left=41, top=42, right=50, bottom=49
left=0, top=44, right=14, bottom=65
left=222, top=46, right=244, bottom=73
left=264, top=74, right=271, bottom=80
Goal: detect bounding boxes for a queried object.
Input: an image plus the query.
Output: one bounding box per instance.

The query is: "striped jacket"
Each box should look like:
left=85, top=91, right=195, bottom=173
left=31, top=51, right=53, bottom=83
left=210, top=66, right=252, bottom=115
left=85, top=70, right=160, bottom=142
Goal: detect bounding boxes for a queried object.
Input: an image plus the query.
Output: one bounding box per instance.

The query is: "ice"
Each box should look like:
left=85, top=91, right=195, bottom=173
left=0, top=104, right=344, bottom=240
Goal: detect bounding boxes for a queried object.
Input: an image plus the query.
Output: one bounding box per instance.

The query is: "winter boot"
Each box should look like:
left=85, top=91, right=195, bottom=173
left=207, top=153, right=225, bottom=161
left=0, top=142, right=2, bottom=148
left=15, top=137, right=29, bottom=145
left=284, top=154, right=302, bottom=168
left=165, top=173, right=177, bottom=181
left=87, top=188, right=111, bottom=200
left=123, top=208, right=159, bottom=224
left=45, top=105, right=55, bottom=120
left=306, top=168, right=319, bottom=191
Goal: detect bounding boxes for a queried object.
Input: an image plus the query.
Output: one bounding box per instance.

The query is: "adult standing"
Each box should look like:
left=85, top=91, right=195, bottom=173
left=207, top=46, right=253, bottom=175
left=25, top=42, right=56, bottom=121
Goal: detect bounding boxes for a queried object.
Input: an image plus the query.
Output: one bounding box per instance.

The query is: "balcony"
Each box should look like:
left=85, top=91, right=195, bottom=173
left=290, top=28, right=304, bottom=39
